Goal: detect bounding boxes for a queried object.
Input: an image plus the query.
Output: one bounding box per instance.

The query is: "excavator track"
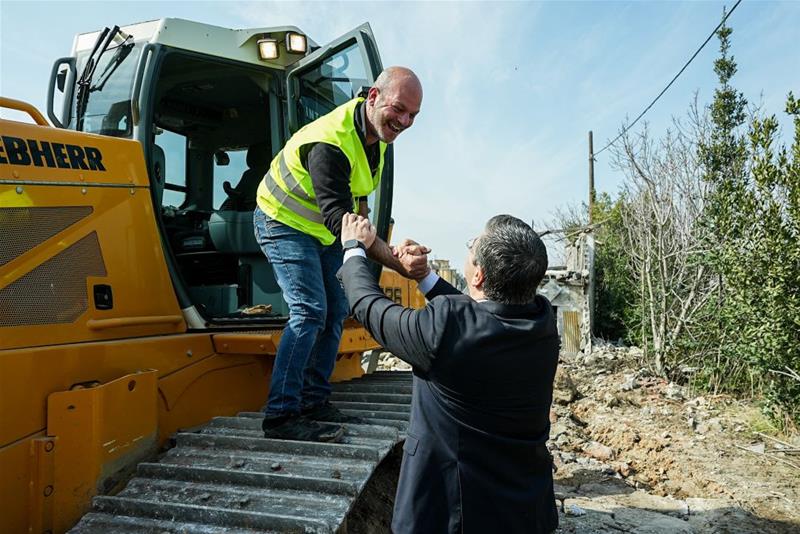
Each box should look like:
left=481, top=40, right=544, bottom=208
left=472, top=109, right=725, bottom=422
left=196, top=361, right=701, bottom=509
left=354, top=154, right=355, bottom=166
left=70, top=371, right=412, bottom=534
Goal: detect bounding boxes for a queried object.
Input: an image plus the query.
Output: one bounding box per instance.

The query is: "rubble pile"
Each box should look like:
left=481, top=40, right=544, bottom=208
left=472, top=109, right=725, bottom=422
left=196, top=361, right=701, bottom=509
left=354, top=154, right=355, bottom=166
left=551, top=343, right=800, bottom=533
left=369, top=351, right=412, bottom=372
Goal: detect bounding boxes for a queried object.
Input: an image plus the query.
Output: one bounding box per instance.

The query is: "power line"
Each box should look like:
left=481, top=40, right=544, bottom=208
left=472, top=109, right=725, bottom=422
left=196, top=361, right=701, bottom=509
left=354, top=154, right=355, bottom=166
left=594, top=0, right=743, bottom=157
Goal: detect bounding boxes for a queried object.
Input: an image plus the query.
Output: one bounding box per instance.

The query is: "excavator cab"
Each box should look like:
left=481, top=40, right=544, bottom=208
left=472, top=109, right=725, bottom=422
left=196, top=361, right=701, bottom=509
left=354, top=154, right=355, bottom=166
left=47, top=19, right=392, bottom=327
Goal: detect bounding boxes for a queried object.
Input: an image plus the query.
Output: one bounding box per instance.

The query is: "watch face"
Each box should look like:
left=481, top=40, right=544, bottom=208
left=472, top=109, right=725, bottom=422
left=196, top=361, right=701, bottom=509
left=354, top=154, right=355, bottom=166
left=344, top=239, right=366, bottom=251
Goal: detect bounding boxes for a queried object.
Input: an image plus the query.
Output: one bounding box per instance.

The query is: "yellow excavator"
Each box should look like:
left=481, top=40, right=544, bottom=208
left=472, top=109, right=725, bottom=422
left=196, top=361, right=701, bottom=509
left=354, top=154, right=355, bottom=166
left=1, top=18, right=420, bottom=533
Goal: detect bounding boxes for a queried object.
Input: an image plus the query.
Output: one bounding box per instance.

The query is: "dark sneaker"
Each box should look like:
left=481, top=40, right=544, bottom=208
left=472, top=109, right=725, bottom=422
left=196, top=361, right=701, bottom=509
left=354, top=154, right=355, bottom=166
left=303, top=402, right=366, bottom=424
left=262, top=415, right=344, bottom=442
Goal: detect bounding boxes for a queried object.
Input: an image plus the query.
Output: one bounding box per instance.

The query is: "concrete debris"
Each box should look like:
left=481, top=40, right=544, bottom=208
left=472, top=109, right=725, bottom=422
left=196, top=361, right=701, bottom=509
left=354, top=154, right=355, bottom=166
left=612, top=461, right=633, bottom=477
left=553, top=367, right=581, bottom=405
left=663, top=382, right=685, bottom=400
left=743, top=442, right=766, bottom=454
left=551, top=341, right=799, bottom=533
left=618, top=490, right=689, bottom=518
left=620, top=374, right=640, bottom=391
left=583, top=441, right=615, bottom=461
left=564, top=502, right=587, bottom=516
left=369, top=352, right=412, bottom=372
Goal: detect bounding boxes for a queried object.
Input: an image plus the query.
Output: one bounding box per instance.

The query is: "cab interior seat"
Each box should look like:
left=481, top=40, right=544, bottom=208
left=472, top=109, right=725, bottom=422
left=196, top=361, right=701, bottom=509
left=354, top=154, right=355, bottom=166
left=219, top=142, right=270, bottom=212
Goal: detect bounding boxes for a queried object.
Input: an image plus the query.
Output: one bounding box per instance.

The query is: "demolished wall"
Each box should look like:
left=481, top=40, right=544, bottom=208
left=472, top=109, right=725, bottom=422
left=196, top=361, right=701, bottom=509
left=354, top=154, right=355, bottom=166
left=538, top=231, right=595, bottom=353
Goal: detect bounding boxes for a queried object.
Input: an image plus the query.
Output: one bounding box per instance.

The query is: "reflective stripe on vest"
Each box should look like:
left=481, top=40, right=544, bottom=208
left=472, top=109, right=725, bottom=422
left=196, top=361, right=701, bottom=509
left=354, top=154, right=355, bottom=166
left=277, top=154, right=313, bottom=203
left=262, top=168, right=323, bottom=224
left=256, top=98, right=385, bottom=245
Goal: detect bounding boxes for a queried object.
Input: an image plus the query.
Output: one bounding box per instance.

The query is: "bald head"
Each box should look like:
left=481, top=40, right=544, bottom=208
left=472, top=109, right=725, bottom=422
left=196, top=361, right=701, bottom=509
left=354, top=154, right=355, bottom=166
left=374, top=66, right=423, bottom=97
left=364, top=66, right=423, bottom=145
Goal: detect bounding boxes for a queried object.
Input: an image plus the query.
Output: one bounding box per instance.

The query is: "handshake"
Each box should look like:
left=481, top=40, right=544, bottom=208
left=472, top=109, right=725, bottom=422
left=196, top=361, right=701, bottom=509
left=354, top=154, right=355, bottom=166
left=341, top=213, right=431, bottom=280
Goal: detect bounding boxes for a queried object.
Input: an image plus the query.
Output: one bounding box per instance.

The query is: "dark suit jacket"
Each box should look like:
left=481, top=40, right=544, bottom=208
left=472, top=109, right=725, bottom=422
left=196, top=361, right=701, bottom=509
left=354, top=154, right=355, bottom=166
left=339, top=256, right=560, bottom=534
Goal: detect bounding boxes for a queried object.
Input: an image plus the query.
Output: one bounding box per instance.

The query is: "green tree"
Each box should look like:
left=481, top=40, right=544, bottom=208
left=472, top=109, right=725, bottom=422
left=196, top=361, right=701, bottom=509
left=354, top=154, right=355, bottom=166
left=696, top=17, right=753, bottom=393
left=552, top=16, right=800, bottom=426
left=591, top=193, right=638, bottom=343
left=699, top=16, right=800, bottom=427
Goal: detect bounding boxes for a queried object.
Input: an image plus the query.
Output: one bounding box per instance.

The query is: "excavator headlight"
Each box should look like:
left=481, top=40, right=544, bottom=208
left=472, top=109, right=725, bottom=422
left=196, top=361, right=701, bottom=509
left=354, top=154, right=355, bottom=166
left=285, top=32, right=307, bottom=54
left=257, top=37, right=279, bottom=60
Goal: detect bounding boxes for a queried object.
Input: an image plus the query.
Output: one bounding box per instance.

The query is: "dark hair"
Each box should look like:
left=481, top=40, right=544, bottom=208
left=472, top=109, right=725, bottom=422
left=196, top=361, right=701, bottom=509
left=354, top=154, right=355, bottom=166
left=473, top=215, right=548, bottom=305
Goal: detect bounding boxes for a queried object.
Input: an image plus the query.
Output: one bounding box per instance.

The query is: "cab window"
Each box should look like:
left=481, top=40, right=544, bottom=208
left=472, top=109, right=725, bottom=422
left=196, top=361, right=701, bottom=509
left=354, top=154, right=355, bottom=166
left=72, top=41, right=141, bottom=137
left=155, top=129, right=187, bottom=208
left=213, top=149, right=248, bottom=210
left=295, top=44, right=368, bottom=124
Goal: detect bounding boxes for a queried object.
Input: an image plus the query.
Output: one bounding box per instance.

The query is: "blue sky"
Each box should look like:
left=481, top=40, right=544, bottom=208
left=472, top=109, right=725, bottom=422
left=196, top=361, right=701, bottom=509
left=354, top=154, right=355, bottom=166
left=2, top=1, right=798, bottom=269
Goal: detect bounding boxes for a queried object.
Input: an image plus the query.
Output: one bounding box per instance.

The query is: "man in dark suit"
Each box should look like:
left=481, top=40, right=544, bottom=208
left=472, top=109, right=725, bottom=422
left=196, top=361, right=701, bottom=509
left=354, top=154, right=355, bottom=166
left=338, top=213, right=560, bottom=534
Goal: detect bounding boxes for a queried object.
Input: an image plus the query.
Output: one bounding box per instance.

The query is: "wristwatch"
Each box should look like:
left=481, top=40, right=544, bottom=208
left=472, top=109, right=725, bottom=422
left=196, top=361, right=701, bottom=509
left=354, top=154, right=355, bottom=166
left=343, top=239, right=367, bottom=251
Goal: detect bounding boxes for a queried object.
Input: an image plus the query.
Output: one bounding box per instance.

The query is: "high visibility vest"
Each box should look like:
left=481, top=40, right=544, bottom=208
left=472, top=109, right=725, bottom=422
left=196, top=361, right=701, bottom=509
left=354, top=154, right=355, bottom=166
left=256, top=98, right=386, bottom=245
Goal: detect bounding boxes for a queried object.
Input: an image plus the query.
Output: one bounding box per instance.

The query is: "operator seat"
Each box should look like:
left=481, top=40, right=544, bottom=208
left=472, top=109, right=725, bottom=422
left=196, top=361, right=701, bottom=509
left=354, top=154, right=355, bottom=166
left=219, top=142, right=270, bottom=212
left=211, top=142, right=271, bottom=252
left=208, top=141, right=286, bottom=314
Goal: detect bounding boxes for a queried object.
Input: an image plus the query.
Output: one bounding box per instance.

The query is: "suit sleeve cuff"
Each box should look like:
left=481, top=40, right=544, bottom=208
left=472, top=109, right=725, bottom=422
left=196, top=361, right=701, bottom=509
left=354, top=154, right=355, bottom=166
left=344, top=248, right=367, bottom=262
left=417, top=271, right=440, bottom=295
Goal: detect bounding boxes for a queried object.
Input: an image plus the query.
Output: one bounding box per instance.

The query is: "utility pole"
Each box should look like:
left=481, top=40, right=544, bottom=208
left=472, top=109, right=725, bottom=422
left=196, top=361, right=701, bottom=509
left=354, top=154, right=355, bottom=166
left=586, top=131, right=595, bottom=353
left=588, top=130, right=595, bottom=224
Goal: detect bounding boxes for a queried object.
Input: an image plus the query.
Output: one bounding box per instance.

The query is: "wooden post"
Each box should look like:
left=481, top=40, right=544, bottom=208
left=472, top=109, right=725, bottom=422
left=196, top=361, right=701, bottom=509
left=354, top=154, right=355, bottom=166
left=586, top=131, right=596, bottom=353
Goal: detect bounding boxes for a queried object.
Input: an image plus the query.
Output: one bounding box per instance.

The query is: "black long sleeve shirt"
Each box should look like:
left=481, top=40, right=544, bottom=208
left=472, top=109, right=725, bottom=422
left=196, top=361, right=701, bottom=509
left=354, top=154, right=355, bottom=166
left=299, top=101, right=381, bottom=238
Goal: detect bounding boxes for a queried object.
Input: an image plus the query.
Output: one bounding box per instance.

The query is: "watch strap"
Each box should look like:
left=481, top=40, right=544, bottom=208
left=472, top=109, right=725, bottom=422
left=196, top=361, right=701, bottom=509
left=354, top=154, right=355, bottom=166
left=343, top=239, right=366, bottom=251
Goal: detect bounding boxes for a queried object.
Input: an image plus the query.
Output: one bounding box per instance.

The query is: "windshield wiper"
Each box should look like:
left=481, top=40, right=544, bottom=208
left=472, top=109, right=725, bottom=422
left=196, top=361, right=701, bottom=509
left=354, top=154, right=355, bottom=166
left=75, top=26, right=117, bottom=130
left=91, top=31, right=134, bottom=93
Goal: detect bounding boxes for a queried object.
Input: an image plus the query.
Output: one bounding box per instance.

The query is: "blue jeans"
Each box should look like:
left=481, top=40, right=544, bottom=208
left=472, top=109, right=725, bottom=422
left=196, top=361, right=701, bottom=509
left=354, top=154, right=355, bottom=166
left=253, top=206, right=349, bottom=418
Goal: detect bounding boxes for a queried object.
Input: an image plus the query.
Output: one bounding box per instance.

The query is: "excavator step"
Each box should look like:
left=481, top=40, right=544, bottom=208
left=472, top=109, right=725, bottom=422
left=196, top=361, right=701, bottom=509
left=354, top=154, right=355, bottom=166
left=70, top=371, right=412, bottom=533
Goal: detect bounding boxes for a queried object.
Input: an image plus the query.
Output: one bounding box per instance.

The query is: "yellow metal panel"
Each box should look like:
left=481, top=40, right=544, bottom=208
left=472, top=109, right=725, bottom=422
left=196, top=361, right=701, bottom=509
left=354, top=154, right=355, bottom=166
left=211, top=322, right=378, bottom=355
left=46, top=370, right=158, bottom=532
left=28, top=437, right=57, bottom=534
left=0, top=117, right=184, bottom=350
left=0, top=334, right=214, bottom=448
left=0, top=433, right=45, bottom=534
left=158, top=353, right=269, bottom=412
left=0, top=116, right=152, bottom=187
left=340, top=320, right=380, bottom=352
left=157, top=354, right=270, bottom=438
left=212, top=331, right=281, bottom=354
left=0, top=185, right=185, bottom=349
left=330, top=352, right=364, bottom=382
left=380, top=270, right=426, bottom=309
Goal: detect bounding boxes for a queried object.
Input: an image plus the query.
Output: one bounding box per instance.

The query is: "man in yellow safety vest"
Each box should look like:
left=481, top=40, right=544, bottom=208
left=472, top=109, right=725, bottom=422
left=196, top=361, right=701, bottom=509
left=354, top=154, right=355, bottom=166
left=253, top=66, right=426, bottom=442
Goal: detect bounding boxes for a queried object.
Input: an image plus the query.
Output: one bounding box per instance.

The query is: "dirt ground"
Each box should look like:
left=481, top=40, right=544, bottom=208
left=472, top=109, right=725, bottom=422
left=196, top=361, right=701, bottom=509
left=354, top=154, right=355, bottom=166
left=348, top=348, right=800, bottom=533
left=347, top=444, right=402, bottom=534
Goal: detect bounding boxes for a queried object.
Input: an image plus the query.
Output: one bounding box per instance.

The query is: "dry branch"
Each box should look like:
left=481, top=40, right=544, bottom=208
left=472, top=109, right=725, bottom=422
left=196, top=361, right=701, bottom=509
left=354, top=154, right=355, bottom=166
left=754, top=431, right=796, bottom=449
left=735, top=443, right=800, bottom=470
